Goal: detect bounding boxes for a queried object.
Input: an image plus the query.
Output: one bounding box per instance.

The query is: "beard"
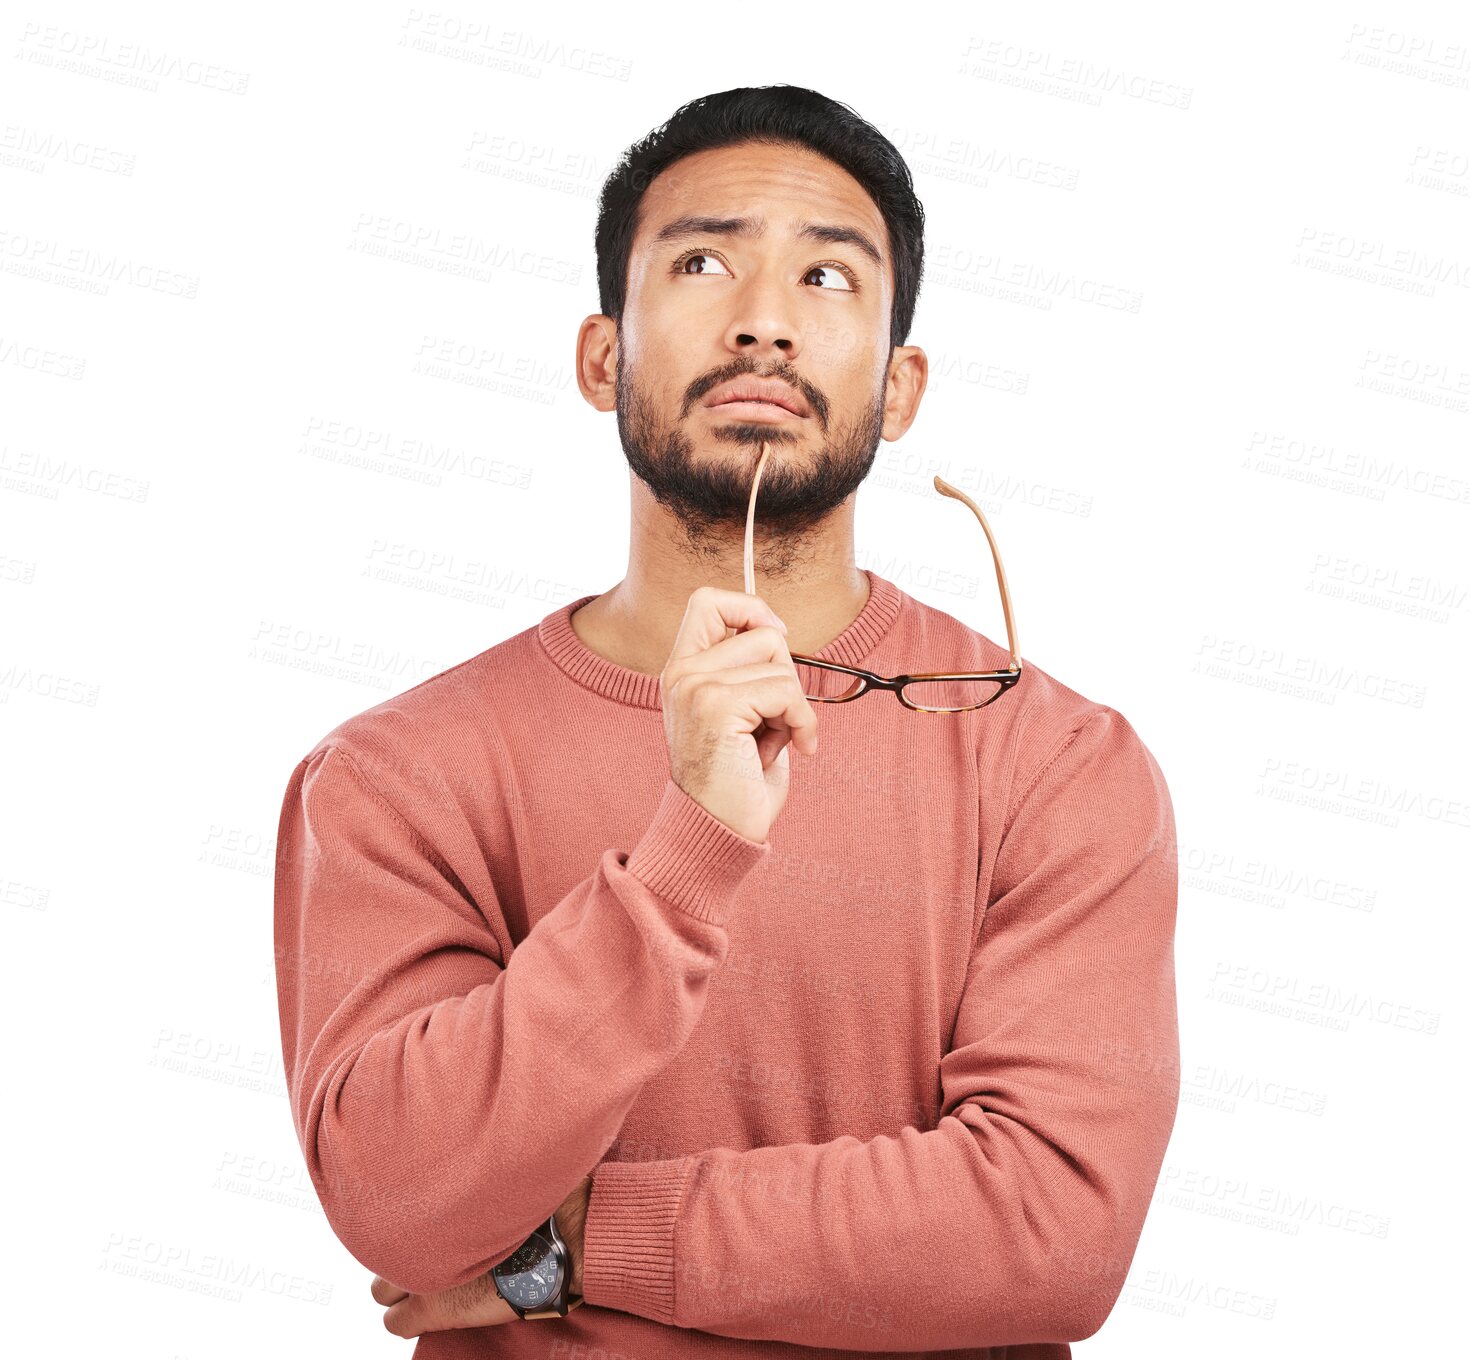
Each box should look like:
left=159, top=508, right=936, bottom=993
left=614, top=358, right=886, bottom=570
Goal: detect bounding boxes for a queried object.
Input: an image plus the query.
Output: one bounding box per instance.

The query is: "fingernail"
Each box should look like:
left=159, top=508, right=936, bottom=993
left=774, top=616, right=788, bottom=634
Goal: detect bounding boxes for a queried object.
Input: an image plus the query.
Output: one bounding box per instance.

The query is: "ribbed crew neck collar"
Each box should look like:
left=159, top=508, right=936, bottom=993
left=537, top=569, right=905, bottom=710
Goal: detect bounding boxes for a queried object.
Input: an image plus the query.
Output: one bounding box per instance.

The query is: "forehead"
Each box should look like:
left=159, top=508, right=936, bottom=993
left=632, top=142, right=890, bottom=268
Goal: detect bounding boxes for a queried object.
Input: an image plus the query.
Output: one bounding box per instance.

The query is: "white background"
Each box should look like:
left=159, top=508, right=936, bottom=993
left=3, top=2, right=1466, bottom=1355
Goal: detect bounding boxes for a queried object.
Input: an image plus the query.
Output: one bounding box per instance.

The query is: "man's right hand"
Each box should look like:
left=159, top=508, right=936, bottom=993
left=659, top=586, right=819, bottom=845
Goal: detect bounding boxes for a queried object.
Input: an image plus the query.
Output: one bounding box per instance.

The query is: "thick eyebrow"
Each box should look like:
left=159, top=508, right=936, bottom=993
left=649, top=214, right=884, bottom=272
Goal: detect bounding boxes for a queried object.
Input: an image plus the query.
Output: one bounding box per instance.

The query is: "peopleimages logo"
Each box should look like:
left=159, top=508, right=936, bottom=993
left=16, top=23, right=250, bottom=94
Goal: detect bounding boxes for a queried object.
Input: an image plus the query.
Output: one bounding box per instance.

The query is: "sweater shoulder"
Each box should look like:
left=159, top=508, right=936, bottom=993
left=293, top=617, right=547, bottom=807
left=887, top=586, right=1144, bottom=809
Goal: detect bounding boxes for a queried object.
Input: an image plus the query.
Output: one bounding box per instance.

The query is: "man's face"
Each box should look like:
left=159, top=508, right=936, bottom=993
left=613, top=141, right=898, bottom=551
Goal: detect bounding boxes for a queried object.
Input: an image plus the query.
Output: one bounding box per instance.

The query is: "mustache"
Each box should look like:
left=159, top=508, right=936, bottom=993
left=684, top=364, right=827, bottom=425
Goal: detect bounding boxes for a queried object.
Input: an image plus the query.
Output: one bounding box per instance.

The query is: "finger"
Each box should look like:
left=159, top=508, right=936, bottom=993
left=766, top=741, right=792, bottom=787
left=665, top=625, right=818, bottom=758
left=753, top=721, right=792, bottom=769
left=383, top=1295, right=428, bottom=1339
left=672, top=622, right=793, bottom=678
left=371, top=1275, right=409, bottom=1306
left=702, top=666, right=820, bottom=757
left=666, top=586, right=786, bottom=667
left=382, top=1283, right=517, bottom=1338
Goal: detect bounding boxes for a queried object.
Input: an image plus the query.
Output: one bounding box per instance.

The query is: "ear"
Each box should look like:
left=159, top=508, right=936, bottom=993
left=576, top=315, right=619, bottom=413
left=881, top=344, right=928, bottom=441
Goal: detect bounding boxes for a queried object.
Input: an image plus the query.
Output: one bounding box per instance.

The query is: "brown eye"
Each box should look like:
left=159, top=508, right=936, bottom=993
left=803, top=264, right=855, bottom=292
left=676, top=252, right=731, bottom=276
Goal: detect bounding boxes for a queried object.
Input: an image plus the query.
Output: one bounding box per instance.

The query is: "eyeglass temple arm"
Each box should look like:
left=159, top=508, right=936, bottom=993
left=932, top=475, right=1021, bottom=672
left=743, top=442, right=771, bottom=596
left=743, top=449, right=1020, bottom=674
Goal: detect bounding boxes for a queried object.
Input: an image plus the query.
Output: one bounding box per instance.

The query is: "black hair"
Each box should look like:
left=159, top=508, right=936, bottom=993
left=594, top=84, right=926, bottom=350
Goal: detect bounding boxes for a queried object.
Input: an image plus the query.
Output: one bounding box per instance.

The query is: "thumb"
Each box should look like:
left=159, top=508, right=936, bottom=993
left=764, top=742, right=791, bottom=803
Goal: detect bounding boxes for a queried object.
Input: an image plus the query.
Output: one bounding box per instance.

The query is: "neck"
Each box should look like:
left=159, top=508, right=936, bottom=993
left=570, top=478, right=871, bottom=677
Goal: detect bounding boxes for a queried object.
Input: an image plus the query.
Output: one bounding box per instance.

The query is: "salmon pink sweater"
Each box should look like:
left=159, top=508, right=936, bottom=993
left=273, top=569, right=1180, bottom=1359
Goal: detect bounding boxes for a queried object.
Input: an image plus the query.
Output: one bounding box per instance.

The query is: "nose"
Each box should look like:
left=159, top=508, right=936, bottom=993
left=721, top=271, right=802, bottom=361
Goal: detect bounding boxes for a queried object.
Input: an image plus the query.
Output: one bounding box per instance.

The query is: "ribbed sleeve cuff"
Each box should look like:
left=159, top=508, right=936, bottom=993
left=623, top=777, right=770, bottom=925
left=581, top=1156, right=693, bottom=1324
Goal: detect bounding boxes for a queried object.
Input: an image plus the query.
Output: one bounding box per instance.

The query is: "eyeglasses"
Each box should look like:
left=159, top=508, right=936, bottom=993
left=743, top=441, right=1022, bottom=713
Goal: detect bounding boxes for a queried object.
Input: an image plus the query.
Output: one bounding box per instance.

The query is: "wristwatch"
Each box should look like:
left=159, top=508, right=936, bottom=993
left=490, top=1213, right=584, bottom=1320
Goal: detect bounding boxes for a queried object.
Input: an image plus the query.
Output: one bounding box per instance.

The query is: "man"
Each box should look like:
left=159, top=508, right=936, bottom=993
left=274, top=84, right=1180, bottom=1358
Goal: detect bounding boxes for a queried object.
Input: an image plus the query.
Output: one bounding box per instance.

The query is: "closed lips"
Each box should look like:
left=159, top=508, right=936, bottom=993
left=704, top=380, right=809, bottom=417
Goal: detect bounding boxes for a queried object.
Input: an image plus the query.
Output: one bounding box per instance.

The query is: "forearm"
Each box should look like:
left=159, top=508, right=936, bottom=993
left=584, top=1059, right=1177, bottom=1351
left=303, top=864, right=709, bottom=1299
left=278, top=757, right=767, bottom=1297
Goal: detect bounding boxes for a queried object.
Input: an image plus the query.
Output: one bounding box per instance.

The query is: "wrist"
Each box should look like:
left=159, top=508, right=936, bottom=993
left=555, top=1174, right=592, bottom=1298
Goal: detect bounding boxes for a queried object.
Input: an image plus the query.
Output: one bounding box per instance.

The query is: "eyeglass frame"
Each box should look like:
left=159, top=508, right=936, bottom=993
left=744, top=455, right=1022, bottom=714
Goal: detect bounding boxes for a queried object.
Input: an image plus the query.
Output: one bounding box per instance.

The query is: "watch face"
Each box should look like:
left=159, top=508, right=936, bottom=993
left=493, top=1231, right=562, bottom=1310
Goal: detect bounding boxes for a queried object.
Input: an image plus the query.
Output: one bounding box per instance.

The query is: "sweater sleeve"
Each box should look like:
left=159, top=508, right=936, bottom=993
left=581, top=705, right=1180, bottom=1350
left=273, top=742, right=769, bottom=1297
